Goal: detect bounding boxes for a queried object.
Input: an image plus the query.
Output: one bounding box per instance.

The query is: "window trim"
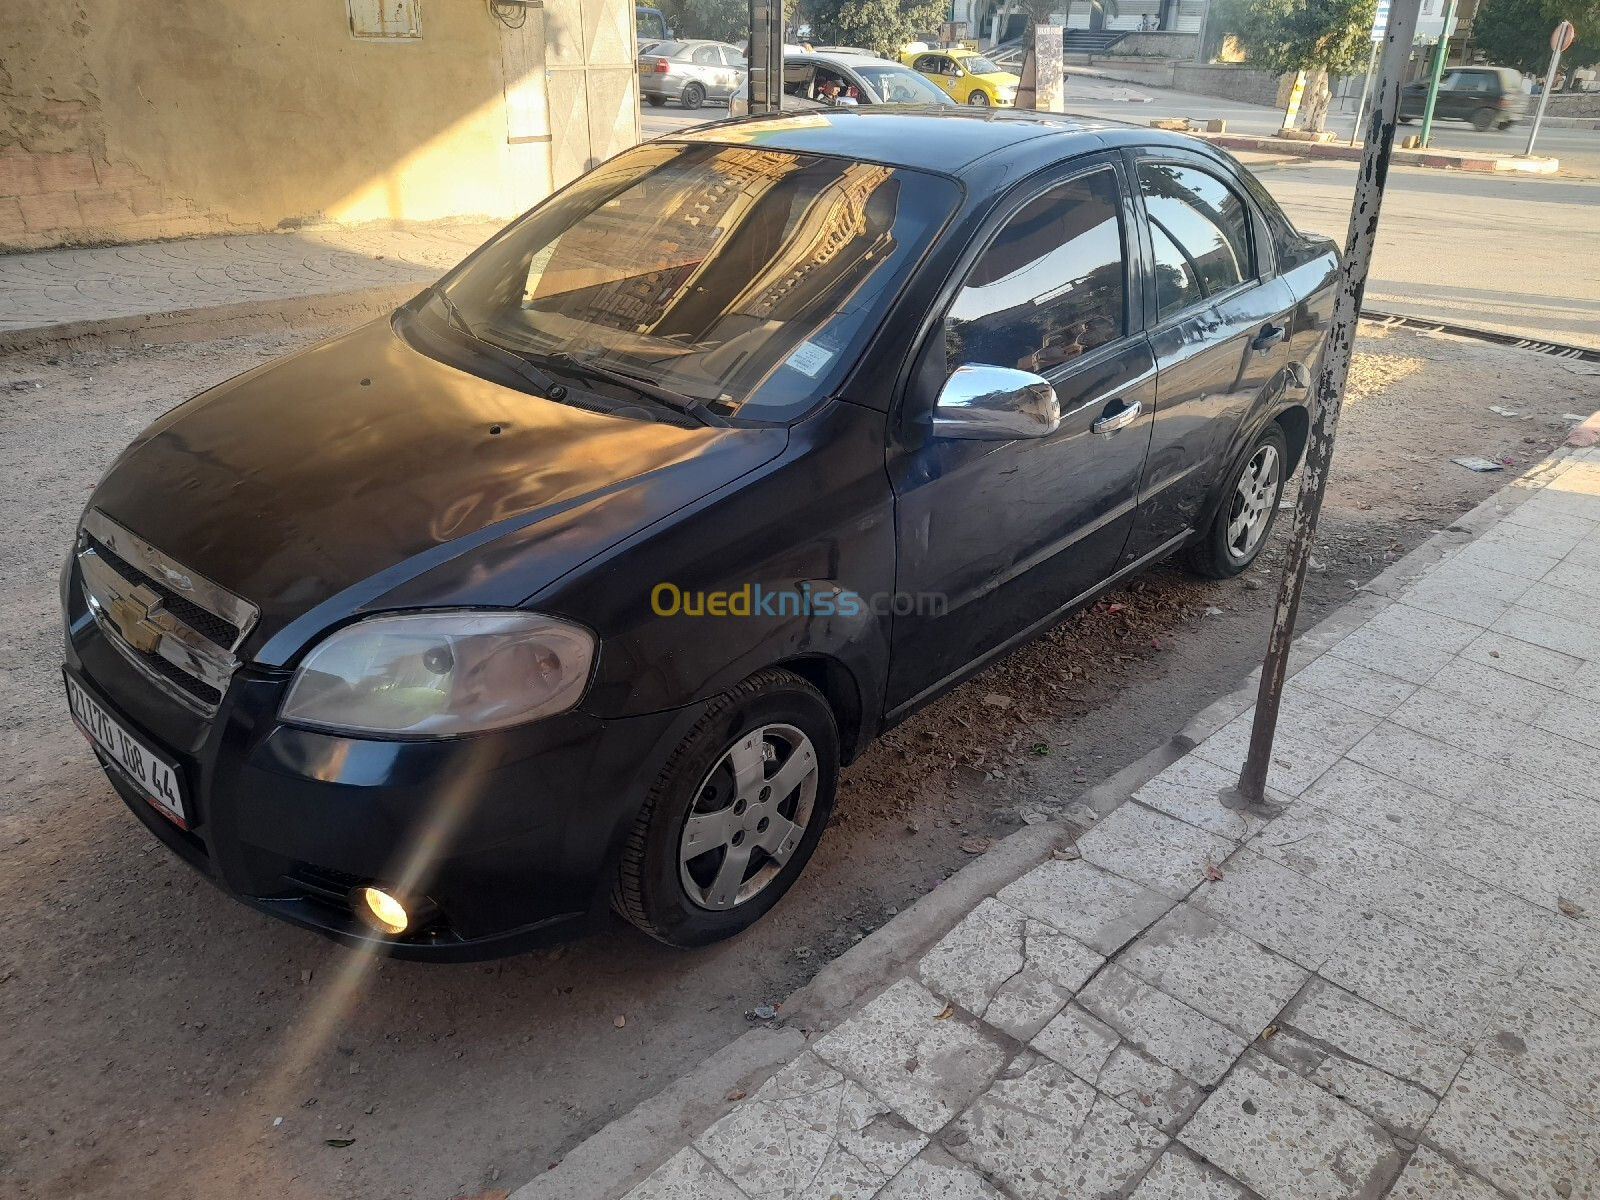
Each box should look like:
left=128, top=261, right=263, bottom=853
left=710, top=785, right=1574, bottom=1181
left=1128, top=149, right=1272, bottom=331
left=892, top=152, right=1140, bottom=436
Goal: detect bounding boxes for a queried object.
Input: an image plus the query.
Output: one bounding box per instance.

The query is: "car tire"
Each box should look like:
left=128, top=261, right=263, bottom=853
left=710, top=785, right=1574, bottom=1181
left=680, top=82, right=706, bottom=110
left=1182, top=422, right=1290, bottom=580
left=1398, top=114, right=1414, bottom=124
left=645, top=94, right=667, bottom=107
left=613, top=668, right=839, bottom=947
left=968, top=91, right=990, bottom=106
left=1472, top=106, right=1496, bottom=131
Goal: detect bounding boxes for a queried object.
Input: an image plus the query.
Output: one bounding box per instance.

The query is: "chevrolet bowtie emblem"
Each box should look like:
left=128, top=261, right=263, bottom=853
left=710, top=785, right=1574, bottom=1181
left=106, top=583, right=167, bottom=653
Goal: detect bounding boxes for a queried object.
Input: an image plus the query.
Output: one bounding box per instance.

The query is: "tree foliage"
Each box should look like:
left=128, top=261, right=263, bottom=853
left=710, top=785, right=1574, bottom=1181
left=1471, top=0, right=1600, bottom=72
left=803, top=0, right=949, bottom=55
left=657, top=0, right=751, bottom=44
left=1223, top=0, right=1379, bottom=77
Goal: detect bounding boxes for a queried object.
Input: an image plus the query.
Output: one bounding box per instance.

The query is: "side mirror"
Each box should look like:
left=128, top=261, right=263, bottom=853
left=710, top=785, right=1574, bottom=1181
left=932, top=365, right=1060, bottom=440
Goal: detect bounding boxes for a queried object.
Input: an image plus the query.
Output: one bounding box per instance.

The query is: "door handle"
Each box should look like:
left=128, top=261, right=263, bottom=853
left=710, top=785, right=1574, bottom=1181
left=1092, top=399, right=1142, bottom=435
left=1252, top=323, right=1287, bottom=354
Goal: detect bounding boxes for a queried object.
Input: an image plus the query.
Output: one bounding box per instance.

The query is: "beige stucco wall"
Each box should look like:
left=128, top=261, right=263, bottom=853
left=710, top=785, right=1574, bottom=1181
left=0, top=0, right=640, bottom=250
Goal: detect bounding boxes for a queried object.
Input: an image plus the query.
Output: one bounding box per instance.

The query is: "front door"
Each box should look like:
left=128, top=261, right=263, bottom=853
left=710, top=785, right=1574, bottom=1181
left=887, top=159, right=1156, bottom=713
left=1124, top=153, right=1296, bottom=559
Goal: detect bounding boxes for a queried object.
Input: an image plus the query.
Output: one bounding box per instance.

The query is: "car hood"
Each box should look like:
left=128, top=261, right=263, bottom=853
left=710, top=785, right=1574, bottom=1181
left=972, top=71, right=1019, bottom=88
left=88, top=319, right=788, bottom=665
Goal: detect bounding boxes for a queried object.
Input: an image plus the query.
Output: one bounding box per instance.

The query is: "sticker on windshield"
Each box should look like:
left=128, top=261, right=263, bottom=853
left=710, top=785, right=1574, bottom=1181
left=785, top=341, right=834, bottom=378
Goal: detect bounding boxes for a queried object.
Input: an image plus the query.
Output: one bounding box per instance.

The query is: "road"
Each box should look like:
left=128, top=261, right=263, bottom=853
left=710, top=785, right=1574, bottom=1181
left=644, top=99, right=1600, bottom=351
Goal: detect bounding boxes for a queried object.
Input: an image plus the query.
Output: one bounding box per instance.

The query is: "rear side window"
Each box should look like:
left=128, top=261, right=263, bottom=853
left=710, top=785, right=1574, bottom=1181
left=945, top=167, right=1127, bottom=373
left=1138, top=161, right=1255, bottom=318
left=692, top=44, right=719, bottom=65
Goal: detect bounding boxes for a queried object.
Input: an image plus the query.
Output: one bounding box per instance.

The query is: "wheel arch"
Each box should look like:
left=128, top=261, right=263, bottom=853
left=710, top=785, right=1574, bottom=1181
left=773, top=653, right=870, bottom=766
left=1274, top=403, right=1310, bottom=475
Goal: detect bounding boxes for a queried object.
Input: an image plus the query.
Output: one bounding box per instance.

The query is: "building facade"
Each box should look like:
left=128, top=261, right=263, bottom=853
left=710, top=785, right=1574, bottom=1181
left=0, top=0, right=640, bottom=251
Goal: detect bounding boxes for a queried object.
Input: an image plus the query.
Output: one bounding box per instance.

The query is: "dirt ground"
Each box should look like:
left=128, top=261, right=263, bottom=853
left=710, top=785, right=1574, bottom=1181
left=1, top=322, right=1595, bottom=1200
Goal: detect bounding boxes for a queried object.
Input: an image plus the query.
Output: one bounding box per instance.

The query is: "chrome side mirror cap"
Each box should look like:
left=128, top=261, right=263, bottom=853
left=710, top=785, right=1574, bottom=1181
left=931, top=365, right=1060, bottom=441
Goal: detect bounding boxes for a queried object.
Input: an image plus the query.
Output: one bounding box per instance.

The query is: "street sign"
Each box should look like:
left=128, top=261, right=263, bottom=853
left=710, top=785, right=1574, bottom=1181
left=1552, top=19, right=1575, bottom=51
left=1370, top=0, right=1390, bottom=41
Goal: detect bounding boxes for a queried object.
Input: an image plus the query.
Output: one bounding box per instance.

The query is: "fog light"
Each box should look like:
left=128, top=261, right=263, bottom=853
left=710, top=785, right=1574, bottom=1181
left=354, top=886, right=410, bottom=935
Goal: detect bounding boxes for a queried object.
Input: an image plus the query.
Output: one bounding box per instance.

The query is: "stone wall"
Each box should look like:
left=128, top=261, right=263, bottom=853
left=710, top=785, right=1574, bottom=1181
left=1105, top=31, right=1199, bottom=58
left=1171, top=64, right=1286, bottom=107
left=1546, top=92, right=1600, bottom=117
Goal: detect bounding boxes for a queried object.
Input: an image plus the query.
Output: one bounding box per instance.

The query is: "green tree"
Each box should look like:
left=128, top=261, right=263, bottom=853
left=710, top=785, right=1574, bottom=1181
left=658, top=0, right=751, bottom=43
left=1223, top=0, right=1378, bottom=130
left=805, top=0, right=949, bottom=55
left=1472, top=0, right=1600, bottom=73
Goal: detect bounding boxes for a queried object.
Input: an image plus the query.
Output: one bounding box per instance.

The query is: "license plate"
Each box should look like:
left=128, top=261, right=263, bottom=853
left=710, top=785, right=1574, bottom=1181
left=66, top=675, right=187, bottom=828
left=638, top=62, right=652, bottom=74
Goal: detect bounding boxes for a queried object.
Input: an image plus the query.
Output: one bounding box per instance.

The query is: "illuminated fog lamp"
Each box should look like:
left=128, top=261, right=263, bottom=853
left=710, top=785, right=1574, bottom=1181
left=353, top=886, right=413, bottom=936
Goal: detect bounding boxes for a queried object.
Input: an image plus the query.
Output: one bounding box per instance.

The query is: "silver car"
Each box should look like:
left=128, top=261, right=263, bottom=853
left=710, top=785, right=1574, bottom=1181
left=638, top=39, right=747, bottom=110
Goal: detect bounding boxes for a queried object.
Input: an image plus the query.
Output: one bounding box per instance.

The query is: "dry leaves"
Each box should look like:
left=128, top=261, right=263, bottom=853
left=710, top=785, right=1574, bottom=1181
left=935, top=1002, right=955, bottom=1020
left=725, top=1088, right=747, bottom=1103
left=1558, top=897, right=1586, bottom=919
left=1203, top=864, right=1225, bottom=882
left=960, top=836, right=996, bottom=855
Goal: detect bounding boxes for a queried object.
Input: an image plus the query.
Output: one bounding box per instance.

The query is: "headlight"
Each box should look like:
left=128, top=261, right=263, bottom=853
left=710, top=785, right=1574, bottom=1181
left=280, top=611, right=595, bottom=737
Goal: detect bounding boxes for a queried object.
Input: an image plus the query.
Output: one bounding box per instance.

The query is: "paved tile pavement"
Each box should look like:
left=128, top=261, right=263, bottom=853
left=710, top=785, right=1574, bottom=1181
left=0, top=224, right=499, bottom=333
left=613, top=447, right=1600, bottom=1200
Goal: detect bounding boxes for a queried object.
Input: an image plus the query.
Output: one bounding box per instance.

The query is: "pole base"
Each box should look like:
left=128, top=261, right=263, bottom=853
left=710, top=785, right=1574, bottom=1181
left=1217, top=785, right=1287, bottom=818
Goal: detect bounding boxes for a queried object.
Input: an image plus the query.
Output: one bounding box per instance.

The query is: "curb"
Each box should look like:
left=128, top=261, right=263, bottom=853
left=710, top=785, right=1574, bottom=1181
left=0, top=281, right=424, bottom=354
left=508, top=445, right=1576, bottom=1200
left=1194, top=131, right=1560, bottom=173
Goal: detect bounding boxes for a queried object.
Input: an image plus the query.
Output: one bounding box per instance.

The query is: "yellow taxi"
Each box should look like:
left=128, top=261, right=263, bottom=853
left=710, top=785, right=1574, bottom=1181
left=899, top=47, right=1020, bottom=106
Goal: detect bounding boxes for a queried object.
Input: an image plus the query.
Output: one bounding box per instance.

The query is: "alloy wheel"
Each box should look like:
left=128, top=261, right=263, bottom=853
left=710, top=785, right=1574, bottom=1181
left=1226, top=443, right=1281, bottom=560
left=679, top=723, right=818, bottom=910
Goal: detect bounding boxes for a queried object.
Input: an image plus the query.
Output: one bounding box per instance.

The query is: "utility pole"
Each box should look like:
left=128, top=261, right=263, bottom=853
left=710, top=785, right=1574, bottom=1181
left=1225, top=0, right=1424, bottom=811
left=1418, top=0, right=1458, bottom=147
left=1526, top=20, right=1577, bottom=157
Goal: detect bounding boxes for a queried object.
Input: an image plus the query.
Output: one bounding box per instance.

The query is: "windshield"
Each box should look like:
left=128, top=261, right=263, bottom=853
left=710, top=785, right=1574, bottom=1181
left=855, top=65, right=952, bottom=104
left=960, top=54, right=1003, bottom=75
left=435, top=143, right=959, bottom=421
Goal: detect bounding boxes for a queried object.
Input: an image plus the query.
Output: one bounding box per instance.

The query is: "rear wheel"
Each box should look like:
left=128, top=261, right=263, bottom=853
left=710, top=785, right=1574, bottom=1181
left=1183, top=423, right=1289, bottom=579
left=613, top=668, right=839, bottom=947
left=968, top=91, right=990, bottom=106
left=680, top=82, right=706, bottom=110
left=645, top=94, right=667, bottom=107
left=1472, top=106, right=1496, bottom=131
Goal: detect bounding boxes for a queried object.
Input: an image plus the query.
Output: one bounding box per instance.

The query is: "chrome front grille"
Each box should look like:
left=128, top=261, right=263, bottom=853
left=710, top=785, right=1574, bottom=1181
left=76, top=510, right=259, bottom=715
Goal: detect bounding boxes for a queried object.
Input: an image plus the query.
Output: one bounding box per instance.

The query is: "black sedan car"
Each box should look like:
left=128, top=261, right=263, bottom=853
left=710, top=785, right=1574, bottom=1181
left=63, top=108, right=1336, bottom=959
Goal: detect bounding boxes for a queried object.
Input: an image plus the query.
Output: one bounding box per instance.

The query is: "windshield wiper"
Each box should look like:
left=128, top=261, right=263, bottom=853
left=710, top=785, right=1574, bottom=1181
left=426, top=286, right=570, bottom=400
left=543, top=352, right=728, bottom=428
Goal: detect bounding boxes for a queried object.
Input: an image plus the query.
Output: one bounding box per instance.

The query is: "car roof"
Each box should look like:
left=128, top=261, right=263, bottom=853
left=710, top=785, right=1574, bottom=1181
left=681, top=105, right=1183, bottom=177
left=789, top=51, right=903, bottom=66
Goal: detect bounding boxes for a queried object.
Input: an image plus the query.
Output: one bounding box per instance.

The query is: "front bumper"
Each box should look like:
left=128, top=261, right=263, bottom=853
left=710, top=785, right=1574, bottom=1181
left=63, top=570, right=696, bottom=962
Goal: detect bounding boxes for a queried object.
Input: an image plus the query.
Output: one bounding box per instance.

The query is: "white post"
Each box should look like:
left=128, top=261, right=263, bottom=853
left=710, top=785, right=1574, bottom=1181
left=1525, top=27, right=1569, bottom=157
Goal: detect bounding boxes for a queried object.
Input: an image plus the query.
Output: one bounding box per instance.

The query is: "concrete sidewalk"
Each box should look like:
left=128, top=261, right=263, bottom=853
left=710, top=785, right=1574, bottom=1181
left=0, top=222, right=497, bottom=350
left=521, top=447, right=1600, bottom=1200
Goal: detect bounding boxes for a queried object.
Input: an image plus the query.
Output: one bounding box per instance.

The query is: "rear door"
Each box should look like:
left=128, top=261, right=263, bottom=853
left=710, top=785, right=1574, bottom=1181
left=1122, top=151, right=1296, bottom=560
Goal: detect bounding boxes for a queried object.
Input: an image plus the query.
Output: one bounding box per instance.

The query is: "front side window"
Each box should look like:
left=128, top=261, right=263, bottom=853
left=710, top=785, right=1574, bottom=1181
left=432, top=143, right=960, bottom=421
left=944, top=167, right=1127, bottom=374
left=1138, top=161, right=1255, bottom=318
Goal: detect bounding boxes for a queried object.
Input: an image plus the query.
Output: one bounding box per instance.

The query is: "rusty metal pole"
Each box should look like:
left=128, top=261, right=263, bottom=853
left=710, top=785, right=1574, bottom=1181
left=1225, top=0, right=1424, bottom=811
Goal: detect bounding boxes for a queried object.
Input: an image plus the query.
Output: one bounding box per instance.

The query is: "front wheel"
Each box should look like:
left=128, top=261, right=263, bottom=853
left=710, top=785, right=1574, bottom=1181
left=1183, top=423, right=1289, bottom=579
left=1472, top=106, right=1496, bottom=131
left=680, top=82, right=706, bottom=110
left=613, top=668, right=839, bottom=947
left=968, top=91, right=990, bottom=106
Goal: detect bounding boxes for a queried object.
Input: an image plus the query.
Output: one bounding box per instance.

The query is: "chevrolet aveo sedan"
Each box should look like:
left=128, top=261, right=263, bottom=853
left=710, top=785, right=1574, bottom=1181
left=63, top=109, right=1336, bottom=959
